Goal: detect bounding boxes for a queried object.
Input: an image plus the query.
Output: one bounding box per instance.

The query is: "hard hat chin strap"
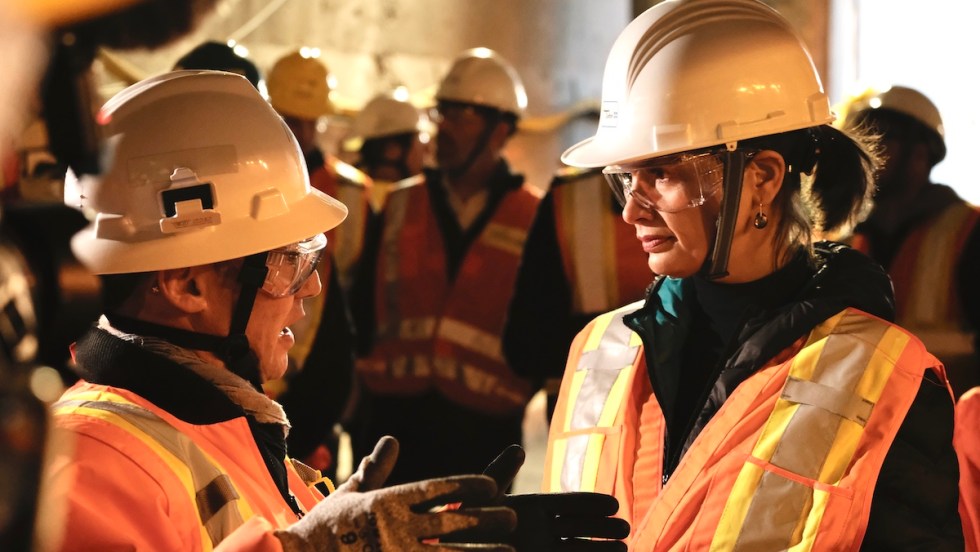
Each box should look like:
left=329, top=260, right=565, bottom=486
left=107, top=252, right=270, bottom=390
left=704, top=150, right=749, bottom=280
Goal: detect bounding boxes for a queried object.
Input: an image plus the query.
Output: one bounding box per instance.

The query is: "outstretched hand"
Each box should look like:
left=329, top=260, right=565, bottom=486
left=449, top=444, right=630, bottom=551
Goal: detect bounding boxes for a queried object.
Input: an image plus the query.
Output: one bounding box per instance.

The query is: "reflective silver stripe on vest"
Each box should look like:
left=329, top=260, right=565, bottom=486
left=55, top=399, right=245, bottom=546
left=562, top=311, right=642, bottom=492
left=378, top=185, right=412, bottom=339
left=730, top=313, right=891, bottom=551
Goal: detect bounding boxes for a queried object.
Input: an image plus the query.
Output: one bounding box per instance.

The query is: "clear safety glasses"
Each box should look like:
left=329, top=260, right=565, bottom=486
left=262, top=233, right=327, bottom=297
left=603, top=150, right=729, bottom=213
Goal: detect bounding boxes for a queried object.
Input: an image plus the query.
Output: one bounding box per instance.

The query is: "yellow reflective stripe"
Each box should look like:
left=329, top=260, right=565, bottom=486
left=548, top=438, right=568, bottom=491
left=53, top=402, right=213, bottom=551
left=712, top=461, right=766, bottom=551
left=794, top=488, right=831, bottom=551
left=481, top=222, right=528, bottom=256
left=906, top=203, right=971, bottom=326
left=711, top=311, right=906, bottom=551
left=578, top=368, right=631, bottom=492
left=437, top=317, right=504, bottom=362
left=54, top=395, right=257, bottom=547
left=563, top=370, right=588, bottom=433
left=333, top=184, right=366, bottom=290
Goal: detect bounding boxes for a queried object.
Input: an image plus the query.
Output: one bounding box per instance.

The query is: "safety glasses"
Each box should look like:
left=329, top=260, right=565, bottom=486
left=262, top=233, right=327, bottom=297
left=603, top=150, right=730, bottom=213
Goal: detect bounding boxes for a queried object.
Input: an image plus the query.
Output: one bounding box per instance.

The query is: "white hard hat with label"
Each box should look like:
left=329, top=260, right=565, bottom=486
left=562, top=0, right=834, bottom=169
left=435, top=47, right=528, bottom=118
left=66, top=70, right=348, bottom=275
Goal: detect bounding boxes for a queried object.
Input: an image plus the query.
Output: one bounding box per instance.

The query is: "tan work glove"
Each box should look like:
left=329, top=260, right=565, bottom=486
left=275, top=436, right=518, bottom=551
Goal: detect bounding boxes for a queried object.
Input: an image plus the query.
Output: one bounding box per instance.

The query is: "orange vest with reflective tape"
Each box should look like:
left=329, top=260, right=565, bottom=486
left=357, top=181, right=540, bottom=415
left=852, top=201, right=980, bottom=387
left=310, top=155, right=373, bottom=293
left=544, top=305, right=943, bottom=550
left=50, top=383, right=324, bottom=551
left=551, top=170, right=650, bottom=314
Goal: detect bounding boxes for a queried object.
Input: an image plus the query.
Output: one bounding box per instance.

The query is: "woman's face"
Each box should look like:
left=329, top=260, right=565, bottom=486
left=619, top=154, right=722, bottom=278
left=619, top=150, right=783, bottom=282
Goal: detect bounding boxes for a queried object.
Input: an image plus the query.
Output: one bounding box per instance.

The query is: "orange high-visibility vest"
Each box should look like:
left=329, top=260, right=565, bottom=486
left=310, top=155, right=374, bottom=292
left=955, top=386, right=980, bottom=552
left=551, top=168, right=650, bottom=314
left=48, top=383, right=325, bottom=552
left=852, top=202, right=980, bottom=394
left=357, top=180, right=540, bottom=415
left=545, top=305, right=944, bottom=550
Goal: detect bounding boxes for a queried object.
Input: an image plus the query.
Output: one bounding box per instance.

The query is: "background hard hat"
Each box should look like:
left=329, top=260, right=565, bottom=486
left=349, top=93, right=425, bottom=141
left=842, top=85, right=945, bottom=163
left=562, top=0, right=833, bottom=168
left=267, top=51, right=334, bottom=120
left=65, top=70, right=347, bottom=275
left=435, top=47, right=528, bottom=118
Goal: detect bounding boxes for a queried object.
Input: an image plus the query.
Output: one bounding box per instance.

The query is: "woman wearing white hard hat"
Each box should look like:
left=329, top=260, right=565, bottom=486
left=543, top=0, right=963, bottom=549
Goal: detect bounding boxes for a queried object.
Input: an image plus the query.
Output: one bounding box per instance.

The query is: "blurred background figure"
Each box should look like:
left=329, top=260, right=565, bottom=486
left=344, top=91, right=430, bottom=213
left=172, top=39, right=263, bottom=91
left=506, top=157, right=652, bottom=418
left=349, top=47, right=546, bottom=486
left=841, top=85, right=980, bottom=400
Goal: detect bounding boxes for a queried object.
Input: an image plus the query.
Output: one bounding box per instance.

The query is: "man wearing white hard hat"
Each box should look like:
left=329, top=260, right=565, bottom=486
left=44, top=70, right=519, bottom=552
left=346, top=92, right=430, bottom=212
left=349, top=48, right=546, bottom=486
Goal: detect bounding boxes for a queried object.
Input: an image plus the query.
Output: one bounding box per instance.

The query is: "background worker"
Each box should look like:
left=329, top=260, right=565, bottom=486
left=840, top=85, right=980, bottom=400
left=543, top=0, right=963, bottom=549
left=350, top=48, right=545, bottom=486
left=345, top=91, right=430, bottom=213
left=264, top=49, right=369, bottom=476
left=505, top=163, right=651, bottom=417
left=45, top=70, right=517, bottom=552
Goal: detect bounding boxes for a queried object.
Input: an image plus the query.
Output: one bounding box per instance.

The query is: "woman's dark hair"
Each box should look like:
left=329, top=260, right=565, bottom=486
left=741, top=124, right=882, bottom=266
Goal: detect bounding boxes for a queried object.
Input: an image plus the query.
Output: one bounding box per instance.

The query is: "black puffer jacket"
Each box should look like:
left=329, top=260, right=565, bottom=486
left=623, top=242, right=963, bottom=550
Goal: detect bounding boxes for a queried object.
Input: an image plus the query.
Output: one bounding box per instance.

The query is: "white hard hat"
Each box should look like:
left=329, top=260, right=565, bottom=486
left=267, top=51, right=334, bottom=120
left=435, top=47, right=527, bottom=118
left=349, top=93, right=425, bottom=141
left=66, top=70, right=348, bottom=275
left=842, top=85, right=945, bottom=162
left=562, top=0, right=834, bottom=168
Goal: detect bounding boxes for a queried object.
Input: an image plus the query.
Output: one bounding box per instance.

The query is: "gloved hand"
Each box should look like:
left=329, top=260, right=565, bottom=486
left=275, top=436, right=518, bottom=551
left=450, top=445, right=631, bottom=551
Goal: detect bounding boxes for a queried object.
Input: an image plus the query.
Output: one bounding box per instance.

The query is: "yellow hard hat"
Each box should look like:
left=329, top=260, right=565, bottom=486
left=266, top=50, right=334, bottom=120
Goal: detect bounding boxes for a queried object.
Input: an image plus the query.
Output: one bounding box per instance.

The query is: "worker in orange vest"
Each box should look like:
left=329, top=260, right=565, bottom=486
left=506, top=164, right=652, bottom=418
left=46, top=70, right=517, bottom=551
left=543, top=0, right=963, bottom=549
left=350, top=48, right=544, bottom=485
left=838, top=85, right=980, bottom=400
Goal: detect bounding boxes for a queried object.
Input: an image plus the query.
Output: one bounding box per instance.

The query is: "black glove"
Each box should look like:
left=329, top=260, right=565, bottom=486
left=276, top=436, right=518, bottom=551
left=451, top=444, right=631, bottom=551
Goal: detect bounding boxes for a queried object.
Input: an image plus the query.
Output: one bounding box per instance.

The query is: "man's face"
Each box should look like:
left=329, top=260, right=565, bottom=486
left=246, top=269, right=321, bottom=382
left=434, top=102, right=491, bottom=172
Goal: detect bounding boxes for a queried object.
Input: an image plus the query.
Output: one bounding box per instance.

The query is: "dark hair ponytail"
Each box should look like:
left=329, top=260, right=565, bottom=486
left=741, top=124, right=881, bottom=265
left=805, top=125, right=880, bottom=235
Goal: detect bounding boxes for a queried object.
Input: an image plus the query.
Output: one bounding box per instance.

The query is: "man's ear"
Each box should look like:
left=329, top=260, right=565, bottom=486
left=155, top=267, right=209, bottom=314
left=747, top=150, right=786, bottom=205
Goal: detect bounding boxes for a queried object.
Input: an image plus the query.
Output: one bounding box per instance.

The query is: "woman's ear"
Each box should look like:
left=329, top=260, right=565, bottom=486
left=746, top=150, right=786, bottom=205
left=155, top=267, right=209, bottom=314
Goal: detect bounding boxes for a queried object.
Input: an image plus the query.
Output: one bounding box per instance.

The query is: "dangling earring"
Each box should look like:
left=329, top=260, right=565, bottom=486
left=753, top=203, right=768, bottom=230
